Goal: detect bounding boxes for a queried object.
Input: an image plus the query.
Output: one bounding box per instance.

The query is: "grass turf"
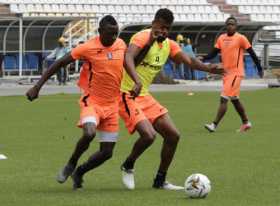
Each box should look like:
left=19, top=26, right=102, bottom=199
left=0, top=89, right=279, bottom=206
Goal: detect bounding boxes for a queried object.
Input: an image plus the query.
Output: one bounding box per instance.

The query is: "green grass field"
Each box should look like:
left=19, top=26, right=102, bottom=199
left=0, top=89, right=279, bottom=206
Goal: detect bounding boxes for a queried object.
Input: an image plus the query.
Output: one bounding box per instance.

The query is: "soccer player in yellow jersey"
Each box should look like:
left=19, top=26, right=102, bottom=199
left=119, top=8, right=224, bottom=190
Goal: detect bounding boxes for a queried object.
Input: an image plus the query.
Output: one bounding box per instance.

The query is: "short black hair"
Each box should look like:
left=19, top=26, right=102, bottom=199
left=226, top=16, right=237, bottom=24
left=99, top=15, right=118, bottom=29
left=154, top=8, right=174, bottom=25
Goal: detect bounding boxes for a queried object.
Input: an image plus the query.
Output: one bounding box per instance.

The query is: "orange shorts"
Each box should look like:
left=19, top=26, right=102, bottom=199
left=78, top=94, right=119, bottom=133
left=221, top=75, right=243, bottom=99
left=119, top=93, right=168, bottom=134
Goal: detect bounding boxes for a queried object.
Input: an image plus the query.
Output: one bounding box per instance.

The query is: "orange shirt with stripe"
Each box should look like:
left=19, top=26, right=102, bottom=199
left=215, top=32, right=251, bottom=77
left=71, top=36, right=127, bottom=105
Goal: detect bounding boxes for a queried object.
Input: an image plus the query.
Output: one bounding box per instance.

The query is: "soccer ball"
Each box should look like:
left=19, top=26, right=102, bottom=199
left=184, top=173, right=211, bottom=198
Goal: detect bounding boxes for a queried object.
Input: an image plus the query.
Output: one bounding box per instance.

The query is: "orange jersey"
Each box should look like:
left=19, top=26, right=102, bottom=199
left=215, top=32, right=251, bottom=76
left=72, top=36, right=127, bottom=105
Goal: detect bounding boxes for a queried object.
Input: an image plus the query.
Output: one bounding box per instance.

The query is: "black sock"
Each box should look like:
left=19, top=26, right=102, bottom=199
left=122, top=159, right=135, bottom=170
left=213, top=121, right=218, bottom=127
left=154, top=171, right=167, bottom=182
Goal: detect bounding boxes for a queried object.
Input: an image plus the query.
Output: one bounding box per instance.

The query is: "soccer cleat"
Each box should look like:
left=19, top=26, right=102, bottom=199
left=71, top=170, right=84, bottom=190
left=204, top=123, right=216, bottom=133
left=153, top=180, right=184, bottom=191
left=238, top=122, right=252, bottom=132
left=56, top=164, right=75, bottom=184
left=121, top=166, right=135, bottom=190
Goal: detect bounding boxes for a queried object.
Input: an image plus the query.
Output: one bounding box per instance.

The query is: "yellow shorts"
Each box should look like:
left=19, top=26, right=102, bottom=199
left=221, top=75, right=243, bottom=99
left=119, top=93, right=168, bottom=134
left=78, top=94, right=119, bottom=133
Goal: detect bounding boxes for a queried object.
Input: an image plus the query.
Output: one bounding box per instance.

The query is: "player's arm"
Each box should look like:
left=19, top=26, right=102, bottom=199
left=26, top=53, right=74, bottom=101
left=246, top=47, right=263, bottom=78
left=200, top=48, right=220, bottom=61
left=124, top=44, right=145, bottom=97
left=171, top=51, right=224, bottom=75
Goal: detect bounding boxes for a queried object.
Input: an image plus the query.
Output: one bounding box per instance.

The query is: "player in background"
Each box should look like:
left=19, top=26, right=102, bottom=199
left=26, top=15, right=142, bottom=190
left=201, top=16, right=263, bottom=133
left=120, top=8, right=224, bottom=190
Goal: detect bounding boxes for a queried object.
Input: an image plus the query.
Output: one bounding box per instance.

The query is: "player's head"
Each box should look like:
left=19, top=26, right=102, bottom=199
left=152, top=8, right=174, bottom=42
left=98, top=15, right=119, bottom=47
left=225, top=16, right=237, bottom=35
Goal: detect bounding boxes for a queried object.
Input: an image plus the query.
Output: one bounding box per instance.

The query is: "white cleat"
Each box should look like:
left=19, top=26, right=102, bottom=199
left=121, top=166, right=135, bottom=190
left=204, top=123, right=216, bottom=132
left=162, top=181, right=184, bottom=191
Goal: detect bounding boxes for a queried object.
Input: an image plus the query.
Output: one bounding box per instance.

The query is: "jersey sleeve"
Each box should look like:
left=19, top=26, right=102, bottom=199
left=215, top=36, right=222, bottom=49
left=71, top=42, right=90, bottom=60
left=240, top=35, right=251, bottom=50
left=169, top=39, right=182, bottom=58
left=130, top=31, right=150, bottom=49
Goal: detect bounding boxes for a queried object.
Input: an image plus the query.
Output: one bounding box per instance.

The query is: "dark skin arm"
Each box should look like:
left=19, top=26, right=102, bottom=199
left=246, top=47, right=263, bottom=78
left=125, top=35, right=156, bottom=97
left=26, top=53, right=74, bottom=101
left=201, top=48, right=220, bottom=61
left=172, top=51, right=224, bottom=74
left=124, top=46, right=143, bottom=97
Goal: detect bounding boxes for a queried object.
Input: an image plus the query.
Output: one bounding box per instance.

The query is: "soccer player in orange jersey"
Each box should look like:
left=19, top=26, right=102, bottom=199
left=119, top=9, right=224, bottom=190
left=26, top=15, right=141, bottom=190
left=201, top=17, right=263, bottom=133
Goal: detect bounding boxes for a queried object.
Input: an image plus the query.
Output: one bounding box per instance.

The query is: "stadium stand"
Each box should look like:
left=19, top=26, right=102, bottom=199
left=0, top=0, right=279, bottom=79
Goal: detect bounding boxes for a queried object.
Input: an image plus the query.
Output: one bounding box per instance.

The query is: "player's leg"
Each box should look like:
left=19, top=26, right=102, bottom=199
left=119, top=94, right=156, bottom=189
left=229, top=77, right=251, bottom=132
left=205, top=75, right=233, bottom=132
left=56, top=122, right=96, bottom=184
left=68, top=122, right=97, bottom=167
left=122, top=120, right=156, bottom=168
left=152, top=113, right=183, bottom=190
left=121, top=119, right=156, bottom=189
left=231, top=98, right=251, bottom=132
left=71, top=106, right=120, bottom=189
left=56, top=95, right=98, bottom=184
left=72, top=140, right=116, bottom=190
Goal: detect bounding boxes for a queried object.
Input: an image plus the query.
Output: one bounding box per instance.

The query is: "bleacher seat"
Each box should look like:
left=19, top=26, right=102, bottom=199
left=4, top=55, right=17, bottom=71
left=5, top=0, right=226, bottom=22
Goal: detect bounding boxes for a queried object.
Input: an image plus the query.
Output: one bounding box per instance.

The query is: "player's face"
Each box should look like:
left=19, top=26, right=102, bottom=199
left=151, top=18, right=172, bottom=42
left=99, top=24, right=119, bottom=47
left=226, top=19, right=237, bottom=35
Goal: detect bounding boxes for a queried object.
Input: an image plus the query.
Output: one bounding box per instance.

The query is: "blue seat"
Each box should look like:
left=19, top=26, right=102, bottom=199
left=163, top=60, right=175, bottom=78
left=244, top=56, right=258, bottom=78
left=4, top=55, right=17, bottom=71
left=26, top=53, right=39, bottom=71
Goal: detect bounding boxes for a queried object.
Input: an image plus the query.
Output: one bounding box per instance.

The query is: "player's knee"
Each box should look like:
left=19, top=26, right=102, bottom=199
left=142, top=130, right=156, bottom=145
left=167, top=130, right=180, bottom=145
left=83, top=123, right=96, bottom=140
left=83, top=129, right=96, bottom=142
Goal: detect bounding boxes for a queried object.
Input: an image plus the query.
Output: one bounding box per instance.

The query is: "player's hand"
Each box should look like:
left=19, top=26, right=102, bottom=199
left=130, top=81, right=142, bottom=98
left=26, top=85, right=40, bottom=101
left=208, top=63, right=225, bottom=75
